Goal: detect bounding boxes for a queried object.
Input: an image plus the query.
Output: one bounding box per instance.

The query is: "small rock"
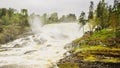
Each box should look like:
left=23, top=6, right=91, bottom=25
left=13, top=44, right=21, bottom=48
left=47, top=44, right=52, bottom=47
left=24, top=50, right=37, bottom=55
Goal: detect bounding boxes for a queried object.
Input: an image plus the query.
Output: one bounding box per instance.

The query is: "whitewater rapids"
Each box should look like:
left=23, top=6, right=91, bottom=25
left=0, top=23, right=89, bottom=68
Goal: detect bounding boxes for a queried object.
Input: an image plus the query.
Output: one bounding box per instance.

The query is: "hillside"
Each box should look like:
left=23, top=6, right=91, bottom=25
left=58, top=29, right=120, bottom=68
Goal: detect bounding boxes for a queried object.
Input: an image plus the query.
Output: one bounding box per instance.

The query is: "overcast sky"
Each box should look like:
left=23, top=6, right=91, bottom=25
left=0, top=0, right=113, bottom=17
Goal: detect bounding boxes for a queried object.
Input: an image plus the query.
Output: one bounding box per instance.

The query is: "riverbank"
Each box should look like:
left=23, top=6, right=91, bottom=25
left=57, top=29, right=120, bottom=68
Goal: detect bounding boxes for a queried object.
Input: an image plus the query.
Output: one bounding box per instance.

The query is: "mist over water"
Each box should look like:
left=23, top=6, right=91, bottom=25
left=29, top=15, right=43, bottom=34
left=0, top=17, right=89, bottom=68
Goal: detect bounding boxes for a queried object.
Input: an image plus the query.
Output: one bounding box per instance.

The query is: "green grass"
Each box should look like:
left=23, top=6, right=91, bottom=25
left=72, top=29, right=120, bottom=63
left=92, top=29, right=115, bottom=40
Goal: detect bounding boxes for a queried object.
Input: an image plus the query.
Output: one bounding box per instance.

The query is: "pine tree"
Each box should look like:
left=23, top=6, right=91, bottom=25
left=88, top=1, right=94, bottom=31
left=79, top=11, right=86, bottom=33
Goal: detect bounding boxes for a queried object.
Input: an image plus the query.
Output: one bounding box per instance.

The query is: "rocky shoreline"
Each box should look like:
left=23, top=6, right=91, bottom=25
left=57, top=52, right=120, bottom=68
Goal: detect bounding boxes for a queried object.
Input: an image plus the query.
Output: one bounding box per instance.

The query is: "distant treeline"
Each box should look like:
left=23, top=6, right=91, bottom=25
left=0, top=8, right=29, bottom=26
left=30, top=13, right=77, bottom=25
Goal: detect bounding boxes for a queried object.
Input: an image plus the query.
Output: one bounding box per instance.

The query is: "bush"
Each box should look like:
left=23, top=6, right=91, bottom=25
left=0, top=25, right=28, bottom=44
left=115, top=31, right=120, bottom=38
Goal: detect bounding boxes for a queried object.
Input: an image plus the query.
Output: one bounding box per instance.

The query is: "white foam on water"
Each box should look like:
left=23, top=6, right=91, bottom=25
left=0, top=20, right=89, bottom=68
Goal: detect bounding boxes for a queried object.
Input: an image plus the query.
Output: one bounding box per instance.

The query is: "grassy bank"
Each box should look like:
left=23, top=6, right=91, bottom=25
left=58, top=29, right=120, bottom=68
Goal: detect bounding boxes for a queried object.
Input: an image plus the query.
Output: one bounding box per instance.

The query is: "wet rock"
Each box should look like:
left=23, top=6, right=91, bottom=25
left=63, top=52, right=70, bottom=56
left=33, top=38, right=47, bottom=45
left=58, top=52, right=120, bottom=68
left=24, top=50, right=37, bottom=55
left=13, top=44, right=22, bottom=48
left=23, top=37, right=30, bottom=40
left=47, top=44, right=52, bottom=47
left=56, top=51, right=59, bottom=54
left=21, top=42, right=28, bottom=46
left=0, top=48, right=8, bottom=52
left=64, top=43, right=72, bottom=50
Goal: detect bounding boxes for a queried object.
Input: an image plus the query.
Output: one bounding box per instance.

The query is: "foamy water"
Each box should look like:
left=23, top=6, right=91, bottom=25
left=0, top=22, right=89, bottom=68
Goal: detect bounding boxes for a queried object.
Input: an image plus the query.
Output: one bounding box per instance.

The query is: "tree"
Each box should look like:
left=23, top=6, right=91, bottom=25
left=21, top=9, right=29, bottom=26
left=96, top=0, right=108, bottom=29
left=88, top=1, right=94, bottom=19
left=66, top=13, right=76, bottom=22
left=59, top=15, right=66, bottom=22
left=1, top=8, right=7, bottom=16
left=0, top=9, right=2, bottom=18
left=8, top=8, right=14, bottom=18
left=109, top=0, right=120, bottom=32
left=114, top=0, right=120, bottom=28
left=79, top=11, right=86, bottom=33
left=21, top=9, right=28, bottom=16
left=48, top=12, right=58, bottom=23
left=41, top=13, right=49, bottom=24
left=107, top=5, right=112, bottom=27
left=113, top=0, right=119, bottom=11
left=110, top=11, right=118, bottom=32
left=88, top=1, right=94, bottom=31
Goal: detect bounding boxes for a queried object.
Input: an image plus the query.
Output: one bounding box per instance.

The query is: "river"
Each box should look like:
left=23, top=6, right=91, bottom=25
left=0, top=18, right=89, bottom=68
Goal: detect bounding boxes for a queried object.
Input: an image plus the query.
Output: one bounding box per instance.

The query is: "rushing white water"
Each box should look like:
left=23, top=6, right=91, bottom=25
left=0, top=18, right=89, bottom=68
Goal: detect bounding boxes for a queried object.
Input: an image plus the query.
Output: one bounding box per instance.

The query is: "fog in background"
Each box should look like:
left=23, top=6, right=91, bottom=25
left=0, top=0, right=113, bottom=17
